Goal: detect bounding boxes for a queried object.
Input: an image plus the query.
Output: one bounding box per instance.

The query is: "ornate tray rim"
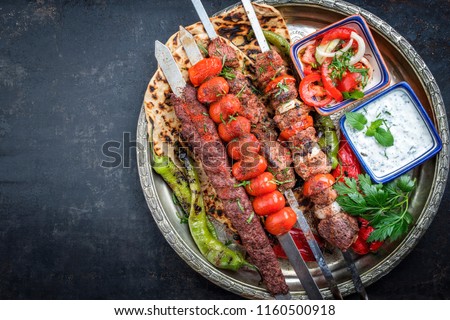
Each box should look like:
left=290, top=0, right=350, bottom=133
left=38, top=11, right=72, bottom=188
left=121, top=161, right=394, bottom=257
left=136, top=0, right=449, bottom=299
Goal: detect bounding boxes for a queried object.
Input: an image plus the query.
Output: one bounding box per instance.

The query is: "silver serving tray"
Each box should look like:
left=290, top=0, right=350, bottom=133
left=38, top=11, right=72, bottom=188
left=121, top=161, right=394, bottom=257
left=136, top=0, right=449, bottom=299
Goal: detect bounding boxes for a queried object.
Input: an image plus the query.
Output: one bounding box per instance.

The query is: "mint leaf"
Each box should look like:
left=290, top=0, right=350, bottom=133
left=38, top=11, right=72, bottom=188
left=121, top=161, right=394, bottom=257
left=345, top=112, right=367, bottom=131
left=365, top=119, right=384, bottom=137
left=342, top=90, right=364, bottom=100
left=374, top=127, right=394, bottom=147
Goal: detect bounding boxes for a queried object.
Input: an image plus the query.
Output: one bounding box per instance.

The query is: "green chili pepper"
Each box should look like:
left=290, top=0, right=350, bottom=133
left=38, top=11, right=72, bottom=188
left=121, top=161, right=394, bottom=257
left=151, top=146, right=191, bottom=213
left=247, top=30, right=290, bottom=57
left=315, top=115, right=339, bottom=169
left=182, top=155, right=253, bottom=271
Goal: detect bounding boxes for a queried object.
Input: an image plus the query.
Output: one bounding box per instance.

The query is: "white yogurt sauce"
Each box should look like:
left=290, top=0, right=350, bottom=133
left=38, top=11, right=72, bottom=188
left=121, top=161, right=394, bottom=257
left=344, top=88, right=434, bottom=179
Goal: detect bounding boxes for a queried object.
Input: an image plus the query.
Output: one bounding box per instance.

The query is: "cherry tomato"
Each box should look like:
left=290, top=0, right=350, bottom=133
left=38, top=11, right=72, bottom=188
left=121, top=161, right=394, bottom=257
left=299, top=73, right=333, bottom=107
left=245, top=172, right=277, bottom=197
left=218, top=116, right=251, bottom=142
left=188, top=57, right=223, bottom=87
left=232, top=154, right=267, bottom=181
left=272, top=228, right=323, bottom=261
left=227, top=133, right=260, bottom=160
left=209, top=94, right=242, bottom=123
left=336, top=72, right=361, bottom=92
left=253, top=190, right=286, bottom=216
left=265, top=207, right=297, bottom=236
left=303, top=173, right=335, bottom=197
left=197, top=77, right=229, bottom=104
left=264, top=75, right=296, bottom=94
left=279, top=115, right=313, bottom=140
left=320, top=27, right=356, bottom=45
left=321, top=58, right=343, bottom=102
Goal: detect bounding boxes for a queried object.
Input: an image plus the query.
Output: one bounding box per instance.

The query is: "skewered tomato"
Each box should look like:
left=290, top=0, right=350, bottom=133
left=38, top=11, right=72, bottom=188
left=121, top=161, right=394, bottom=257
left=279, top=115, right=313, bottom=140
left=209, top=94, right=242, bottom=123
left=265, top=207, right=297, bottom=236
left=321, top=58, right=343, bottom=102
left=188, top=57, right=223, bottom=87
left=253, top=190, right=286, bottom=216
left=218, top=116, right=251, bottom=142
left=299, top=73, right=333, bottom=107
left=227, top=133, right=260, bottom=160
left=232, top=154, right=267, bottom=181
left=264, top=75, right=296, bottom=94
left=245, top=172, right=277, bottom=197
left=197, top=77, right=229, bottom=104
left=303, top=174, right=335, bottom=197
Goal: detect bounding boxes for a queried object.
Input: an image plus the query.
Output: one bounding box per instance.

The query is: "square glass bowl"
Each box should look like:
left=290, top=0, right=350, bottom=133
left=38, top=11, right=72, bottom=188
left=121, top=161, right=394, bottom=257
left=340, top=82, right=442, bottom=183
left=290, top=15, right=390, bottom=115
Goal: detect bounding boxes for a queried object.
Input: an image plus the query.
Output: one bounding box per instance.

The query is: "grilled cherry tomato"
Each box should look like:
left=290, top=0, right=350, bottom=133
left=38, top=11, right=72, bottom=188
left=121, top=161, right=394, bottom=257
left=218, top=116, right=251, bottom=142
left=245, top=172, right=277, bottom=197
left=331, top=136, right=362, bottom=182
left=303, top=173, right=335, bottom=197
left=188, top=57, right=223, bottom=87
left=209, top=94, right=242, bottom=124
left=336, top=72, right=361, bottom=92
left=272, top=228, right=323, bottom=261
left=264, top=207, right=297, bottom=236
left=197, top=77, right=229, bottom=104
left=299, top=73, right=333, bottom=107
left=227, top=133, right=260, bottom=160
left=320, top=27, right=356, bottom=45
left=253, top=190, right=286, bottom=216
left=264, top=75, right=296, bottom=94
left=321, top=58, right=343, bottom=102
left=279, top=115, right=313, bottom=140
left=232, top=154, right=267, bottom=181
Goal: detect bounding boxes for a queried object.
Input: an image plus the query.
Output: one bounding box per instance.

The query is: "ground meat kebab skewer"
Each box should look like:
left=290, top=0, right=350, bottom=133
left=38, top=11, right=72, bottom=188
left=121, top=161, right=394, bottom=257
left=170, top=84, right=289, bottom=295
left=253, top=49, right=359, bottom=251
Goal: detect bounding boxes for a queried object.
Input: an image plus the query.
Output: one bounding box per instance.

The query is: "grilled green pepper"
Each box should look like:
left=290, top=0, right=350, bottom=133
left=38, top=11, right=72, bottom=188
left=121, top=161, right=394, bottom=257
left=151, top=147, right=191, bottom=213
left=182, top=155, right=253, bottom=271
left=315, top=115, right=339, bottom=169
left=247, top=30, right=290, bottom=57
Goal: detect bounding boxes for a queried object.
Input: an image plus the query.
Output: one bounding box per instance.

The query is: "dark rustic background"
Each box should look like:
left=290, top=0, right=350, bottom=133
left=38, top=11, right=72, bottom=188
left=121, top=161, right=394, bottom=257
left=0, top=0, right=448, bottom=299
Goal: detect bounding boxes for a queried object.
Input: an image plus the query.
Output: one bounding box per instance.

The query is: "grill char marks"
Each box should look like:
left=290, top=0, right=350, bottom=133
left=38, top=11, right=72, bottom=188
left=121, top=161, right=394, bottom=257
left=170, top=85, right=289, bottom=295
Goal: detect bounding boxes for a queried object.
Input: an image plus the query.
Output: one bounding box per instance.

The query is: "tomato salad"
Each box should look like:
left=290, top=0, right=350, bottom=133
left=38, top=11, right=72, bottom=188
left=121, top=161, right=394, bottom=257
left=298, top=27, right=373, bottom=108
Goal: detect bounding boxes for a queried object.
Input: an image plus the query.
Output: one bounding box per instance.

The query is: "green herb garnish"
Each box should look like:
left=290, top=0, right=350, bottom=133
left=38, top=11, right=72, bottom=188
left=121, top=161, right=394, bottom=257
left=346, top=112, right=394, bottom=147
left=342, top=90, right=365, bottom=100
left=219, top=66, right=236, bottom=80
left=334, top=174, right=416, bottom=242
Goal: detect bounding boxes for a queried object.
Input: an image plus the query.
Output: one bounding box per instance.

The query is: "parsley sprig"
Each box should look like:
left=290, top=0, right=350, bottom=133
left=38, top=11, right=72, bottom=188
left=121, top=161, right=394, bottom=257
left=334, top=174, right=416, bottom=242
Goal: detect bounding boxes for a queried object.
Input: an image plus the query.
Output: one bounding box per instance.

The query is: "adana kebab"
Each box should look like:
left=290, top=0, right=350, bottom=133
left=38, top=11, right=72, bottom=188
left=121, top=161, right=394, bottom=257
left=179, top=26, right=323, bottom=299
left=154, top=41, right=291, bottom=297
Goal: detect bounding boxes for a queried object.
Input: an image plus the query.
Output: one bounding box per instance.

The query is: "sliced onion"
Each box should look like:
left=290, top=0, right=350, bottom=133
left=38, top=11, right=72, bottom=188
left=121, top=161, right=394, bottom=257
left=360, top=57, right=374, bottom=80
left=315, top=38, right=354, bottom=58
left=349, top=32, right=366, bottom=65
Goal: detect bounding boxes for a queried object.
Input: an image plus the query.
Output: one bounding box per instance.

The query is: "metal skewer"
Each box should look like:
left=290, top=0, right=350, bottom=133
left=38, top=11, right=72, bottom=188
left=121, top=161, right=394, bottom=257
left=240, top=0, right=368, bottom=300
left=178, top=26, right=323, bottom=300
